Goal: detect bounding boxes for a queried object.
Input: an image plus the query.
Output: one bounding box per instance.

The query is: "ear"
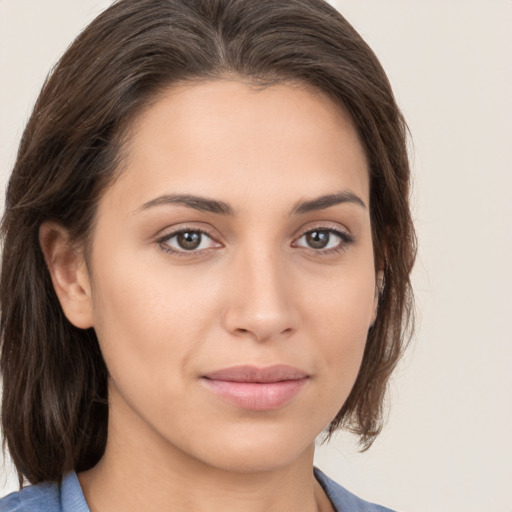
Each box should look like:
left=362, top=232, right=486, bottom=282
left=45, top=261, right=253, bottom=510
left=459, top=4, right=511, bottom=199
left=371, top=270, right=384, bottom=326
left=39, top=222, right=94, bottom=329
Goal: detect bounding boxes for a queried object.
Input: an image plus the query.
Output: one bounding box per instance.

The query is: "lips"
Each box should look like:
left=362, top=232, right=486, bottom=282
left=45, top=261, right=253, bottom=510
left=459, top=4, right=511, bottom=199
left=201, top=365, right=309, bottom=410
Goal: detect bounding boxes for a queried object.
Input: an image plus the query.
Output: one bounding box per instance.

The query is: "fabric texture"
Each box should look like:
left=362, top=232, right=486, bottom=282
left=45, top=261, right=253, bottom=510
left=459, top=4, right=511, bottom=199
left=314, top=468, right=397, bottom=511
left=0, top=473, right=86, bottom=512
left=0, top=468, right=396, bottom=511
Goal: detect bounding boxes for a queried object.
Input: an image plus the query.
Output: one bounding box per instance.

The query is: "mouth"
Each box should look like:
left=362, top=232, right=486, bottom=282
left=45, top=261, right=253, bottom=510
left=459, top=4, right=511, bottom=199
left=201, top=365, right=309, bottom=411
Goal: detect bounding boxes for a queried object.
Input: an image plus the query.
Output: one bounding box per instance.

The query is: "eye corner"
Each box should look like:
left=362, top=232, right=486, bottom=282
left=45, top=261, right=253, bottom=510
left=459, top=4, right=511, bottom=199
left=292, top=226, right=355, bottom=254
left=156, top=226, right=222, bottom=257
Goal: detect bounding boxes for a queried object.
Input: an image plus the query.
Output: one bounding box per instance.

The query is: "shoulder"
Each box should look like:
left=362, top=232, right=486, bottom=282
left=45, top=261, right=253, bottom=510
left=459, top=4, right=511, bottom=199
left=314, top=467, right=398, bottom=512
left=0, top=472, right=88, bottom=512
left=0, top=481, right=60, bottom=512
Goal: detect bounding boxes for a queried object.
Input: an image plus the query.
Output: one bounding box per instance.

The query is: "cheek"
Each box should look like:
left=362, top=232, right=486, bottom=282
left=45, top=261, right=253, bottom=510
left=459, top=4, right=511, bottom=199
left=88, top=250, right=221, bottom=393
left=301, top=263, right=375, bottom=402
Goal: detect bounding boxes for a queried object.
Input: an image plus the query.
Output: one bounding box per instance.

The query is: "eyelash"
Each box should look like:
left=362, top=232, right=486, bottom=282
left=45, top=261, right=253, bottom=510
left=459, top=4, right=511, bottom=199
left=293, top=226, right=355, bottom=255
left=156, top=225, right=354, bottom=257
left=156, top=225, right=218, bottom=257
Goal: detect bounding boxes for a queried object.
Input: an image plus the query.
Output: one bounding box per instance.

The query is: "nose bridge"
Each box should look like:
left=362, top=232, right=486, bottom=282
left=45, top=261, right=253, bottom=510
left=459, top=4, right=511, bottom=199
left=223, top=241, right=298, bottom=341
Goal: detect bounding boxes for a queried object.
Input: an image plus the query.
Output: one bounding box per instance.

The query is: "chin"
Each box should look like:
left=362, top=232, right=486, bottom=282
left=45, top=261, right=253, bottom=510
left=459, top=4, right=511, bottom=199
left=182, top=421, right=318, bottom=474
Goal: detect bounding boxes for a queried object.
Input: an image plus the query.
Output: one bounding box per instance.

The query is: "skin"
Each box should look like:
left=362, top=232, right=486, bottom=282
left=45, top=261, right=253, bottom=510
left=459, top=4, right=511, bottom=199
left=41, top=79, right=378, bottom=512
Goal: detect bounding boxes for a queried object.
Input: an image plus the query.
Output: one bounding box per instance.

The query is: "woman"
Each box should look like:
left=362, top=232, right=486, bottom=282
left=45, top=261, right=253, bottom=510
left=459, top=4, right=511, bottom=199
left=0, top=0, right=415, bottom=511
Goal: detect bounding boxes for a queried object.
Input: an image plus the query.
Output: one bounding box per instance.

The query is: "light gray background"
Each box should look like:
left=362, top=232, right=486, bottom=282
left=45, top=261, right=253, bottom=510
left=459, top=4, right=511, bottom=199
left=1, top=1, right=511, bottom=511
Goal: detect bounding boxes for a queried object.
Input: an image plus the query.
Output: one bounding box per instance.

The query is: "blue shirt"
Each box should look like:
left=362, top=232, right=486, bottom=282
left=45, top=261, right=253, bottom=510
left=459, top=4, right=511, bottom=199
left=0, top=468, right=396, bottom=511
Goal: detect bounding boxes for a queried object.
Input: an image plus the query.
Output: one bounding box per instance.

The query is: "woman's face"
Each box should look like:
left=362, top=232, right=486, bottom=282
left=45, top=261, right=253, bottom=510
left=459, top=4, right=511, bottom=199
left=83, top=80, right=377, bottom=472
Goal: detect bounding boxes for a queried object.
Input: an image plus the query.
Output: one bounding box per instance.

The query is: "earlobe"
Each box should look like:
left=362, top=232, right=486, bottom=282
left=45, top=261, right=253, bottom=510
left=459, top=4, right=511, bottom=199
left=39, top=222, right=94, bottom=329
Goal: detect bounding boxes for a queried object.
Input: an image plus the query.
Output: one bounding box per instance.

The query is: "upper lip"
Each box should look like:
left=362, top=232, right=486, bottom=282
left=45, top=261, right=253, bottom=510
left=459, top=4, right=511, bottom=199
left=202, top=365, right=309, bottom=383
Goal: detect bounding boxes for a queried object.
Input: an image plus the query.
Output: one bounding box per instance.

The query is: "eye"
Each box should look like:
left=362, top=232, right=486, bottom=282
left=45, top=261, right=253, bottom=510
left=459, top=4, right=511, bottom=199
left=294, top=228, right=352, bottom=252
left=160, top=229, right=219, bottom=253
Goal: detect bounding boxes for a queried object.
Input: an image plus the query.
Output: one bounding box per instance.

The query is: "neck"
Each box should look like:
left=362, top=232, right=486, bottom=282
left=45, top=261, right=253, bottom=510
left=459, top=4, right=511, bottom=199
left=78, top=394, right=333, bottom=512
left=79, top=445, right=332, bottom=512
left=80, top=456, right=328, bottom=512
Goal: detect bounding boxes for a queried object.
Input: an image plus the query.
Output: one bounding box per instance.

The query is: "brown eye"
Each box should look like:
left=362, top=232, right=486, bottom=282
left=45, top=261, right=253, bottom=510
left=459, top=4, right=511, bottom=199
left=294, top=227, right=353, bottom=252
left=176, top=231, right=202, bottom=250
left=161, top=229, right=218, bottom=253
left=305, top=230, right=330, bottom=249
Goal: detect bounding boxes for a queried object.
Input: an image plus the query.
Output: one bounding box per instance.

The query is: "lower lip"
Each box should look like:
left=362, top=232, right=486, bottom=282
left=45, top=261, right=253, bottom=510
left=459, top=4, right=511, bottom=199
left=201, top=378, right=308, bottom=410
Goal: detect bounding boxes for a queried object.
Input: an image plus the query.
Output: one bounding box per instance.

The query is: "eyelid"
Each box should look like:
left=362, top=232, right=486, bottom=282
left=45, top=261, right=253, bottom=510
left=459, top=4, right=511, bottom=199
left=155, top=224, right=223, bottom=255
left=153, top=221, right=354, bottom=257
left=292, top=224, right=355, bottom=252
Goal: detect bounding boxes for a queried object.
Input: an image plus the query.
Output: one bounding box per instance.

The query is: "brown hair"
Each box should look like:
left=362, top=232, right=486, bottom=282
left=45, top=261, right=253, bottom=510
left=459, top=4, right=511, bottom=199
left=1, top=0, right=415, bottom=485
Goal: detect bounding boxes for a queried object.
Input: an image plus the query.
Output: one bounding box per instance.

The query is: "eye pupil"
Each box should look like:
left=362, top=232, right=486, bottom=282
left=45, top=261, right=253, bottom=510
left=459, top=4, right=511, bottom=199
left=306, top=230, right=329, bottom=249
left=177, top=231, right=201, bottom=250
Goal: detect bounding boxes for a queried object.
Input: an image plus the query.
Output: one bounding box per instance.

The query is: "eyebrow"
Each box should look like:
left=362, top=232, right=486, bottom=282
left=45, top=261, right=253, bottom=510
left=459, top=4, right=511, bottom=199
left=137, top=189, right=366, bottom=216
left=291, top=191, right=366, bottom=214
left=138, top=194, right=234, bottom=215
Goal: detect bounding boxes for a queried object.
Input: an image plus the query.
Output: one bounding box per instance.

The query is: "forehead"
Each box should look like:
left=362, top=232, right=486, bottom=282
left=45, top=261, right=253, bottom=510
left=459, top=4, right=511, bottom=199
left=105, top=79, right=369, bottom=213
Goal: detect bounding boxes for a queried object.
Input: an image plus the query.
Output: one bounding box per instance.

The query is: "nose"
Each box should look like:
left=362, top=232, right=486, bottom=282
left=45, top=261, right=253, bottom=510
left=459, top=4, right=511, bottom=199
left=221, top=247, right=300, bottom=343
